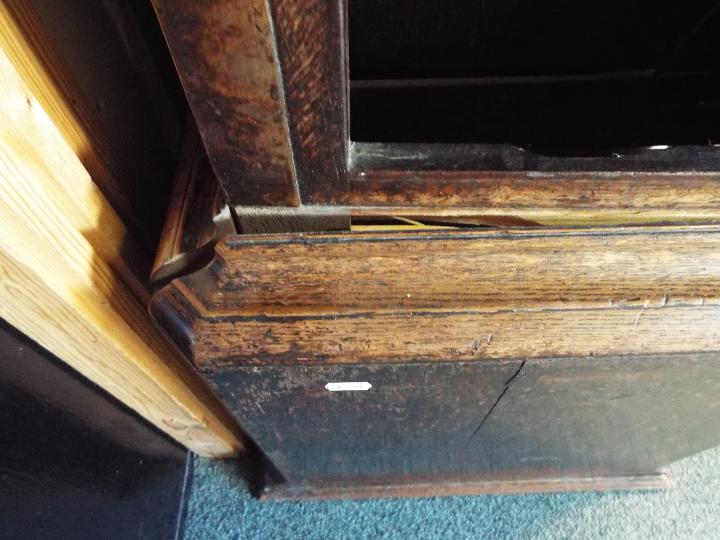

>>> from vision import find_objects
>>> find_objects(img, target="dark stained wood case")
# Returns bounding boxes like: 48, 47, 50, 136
148, 1, 720, 499
210, 353, 720, 499
148, 155, 720, 498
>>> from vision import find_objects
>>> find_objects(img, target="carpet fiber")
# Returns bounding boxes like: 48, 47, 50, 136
184, 448, 720, 539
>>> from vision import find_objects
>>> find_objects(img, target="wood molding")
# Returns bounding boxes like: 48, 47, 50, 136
151, 225, 720, 367
349, 169, 720, 213
151, 125, 233, 285
0, 36, 243, 457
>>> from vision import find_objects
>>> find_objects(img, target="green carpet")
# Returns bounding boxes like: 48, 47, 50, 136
184, 448, 720, 539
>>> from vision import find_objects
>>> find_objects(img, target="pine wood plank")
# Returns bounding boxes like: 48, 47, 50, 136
0, 0, 152, 298
0, 1, 177, 264
0, 39, 243, 457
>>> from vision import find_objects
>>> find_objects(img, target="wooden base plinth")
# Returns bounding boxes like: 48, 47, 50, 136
260, 472, 671, 501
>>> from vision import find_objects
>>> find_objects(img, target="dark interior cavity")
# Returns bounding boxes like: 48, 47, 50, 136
348, 0, 720, 162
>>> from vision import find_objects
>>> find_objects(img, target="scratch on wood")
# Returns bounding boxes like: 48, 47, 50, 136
634, 300, 650, 326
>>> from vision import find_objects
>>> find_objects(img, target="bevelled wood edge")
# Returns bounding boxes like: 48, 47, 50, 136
151, 0, 299, 206
191, 304, 720, 367
150, 225, 720, 368
260, 472, 671, 501
151, 122, 236, 286
149, 285, 200, 365
187, 224, 720, 315
230, 204, 720, 227
270, 0, 350, 205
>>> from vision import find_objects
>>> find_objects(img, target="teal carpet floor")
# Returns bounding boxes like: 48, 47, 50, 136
184, 447, 720, 539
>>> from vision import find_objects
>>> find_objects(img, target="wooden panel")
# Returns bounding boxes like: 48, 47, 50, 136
207, 353, 720, 496
270, 0, 349, 204
209, 361, 522, 483
0, 39, 243, 457
151, 225, 720, 367
152, 0, 299, 206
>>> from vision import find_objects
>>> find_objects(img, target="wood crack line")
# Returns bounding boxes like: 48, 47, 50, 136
464, 360, 526, 447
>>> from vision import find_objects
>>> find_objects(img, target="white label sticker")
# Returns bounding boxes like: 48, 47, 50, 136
325, 381, 372, 392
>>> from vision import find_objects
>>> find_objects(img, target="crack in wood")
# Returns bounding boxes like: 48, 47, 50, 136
464, 360, 526, 447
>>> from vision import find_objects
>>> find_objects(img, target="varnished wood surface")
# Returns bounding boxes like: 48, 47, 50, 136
350, 206, 720, 227
152, 0, 720, 226
189, 226, 720, 314
270, 0, 349, 205
0, 36, 243, 457
152, 0, 298, 206
151, 225, 720, 367
349, 168, 720, 210
183, 301, 720, 366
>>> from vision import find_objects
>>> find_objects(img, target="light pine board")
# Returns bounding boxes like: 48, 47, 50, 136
0, 24, 243, 457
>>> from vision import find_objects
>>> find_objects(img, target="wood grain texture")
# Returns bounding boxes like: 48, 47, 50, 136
349, 168, 720, 210
0, 41, 243, 457
270, 0, 349, 204
0, 1, 153, 293
151, 0, 720, 228
0, 1, 177, 262
151, 225, 720, 367
152, 0, 298, 206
